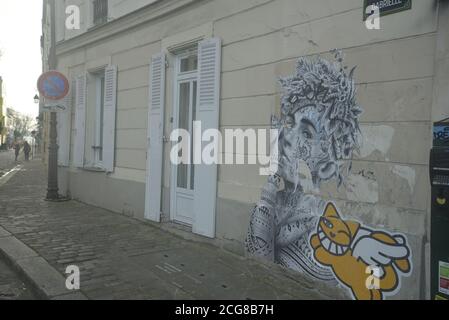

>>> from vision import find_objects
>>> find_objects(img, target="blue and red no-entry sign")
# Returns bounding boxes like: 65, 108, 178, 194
37, 71, 70, 101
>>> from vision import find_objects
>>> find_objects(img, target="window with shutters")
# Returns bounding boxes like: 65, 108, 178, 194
93, 0, 108, 26
84, 66, 116, 171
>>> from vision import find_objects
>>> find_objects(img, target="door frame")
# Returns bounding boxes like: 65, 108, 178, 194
169, 50, 198, 226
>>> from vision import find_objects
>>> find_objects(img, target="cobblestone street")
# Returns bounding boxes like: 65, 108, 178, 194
0, 151, 37, 300
0, 159, 332, 300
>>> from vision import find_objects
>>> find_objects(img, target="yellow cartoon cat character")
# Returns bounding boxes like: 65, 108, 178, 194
310, 203, 412, 300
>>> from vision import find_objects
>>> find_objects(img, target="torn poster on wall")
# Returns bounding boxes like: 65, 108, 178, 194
245, 51, 412, 300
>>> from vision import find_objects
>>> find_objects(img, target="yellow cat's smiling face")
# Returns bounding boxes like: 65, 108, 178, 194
317, 203, 360, 255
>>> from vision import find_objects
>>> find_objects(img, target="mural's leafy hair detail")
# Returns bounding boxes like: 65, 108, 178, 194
277, 50, 363, 186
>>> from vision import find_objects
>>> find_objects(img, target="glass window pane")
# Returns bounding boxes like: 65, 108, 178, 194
177, 82, 190, 189
190, 81, 197, 190
180, 55, 198, 73
177, 164, 188, 189
178, 82, 190, 131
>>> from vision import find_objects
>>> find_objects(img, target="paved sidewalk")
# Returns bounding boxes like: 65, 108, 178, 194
0, 258, 37, 300
0, 150, 17, 179
0, 160, 330, 300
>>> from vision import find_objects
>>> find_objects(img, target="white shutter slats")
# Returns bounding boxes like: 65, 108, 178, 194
150, 59, 163, 113
198, 41, 220, 109
103, 65, 118, 173
73, 74, 87, 168
57, 81, 73, 166
145, 53, 166, 223
193, 38, 222, 238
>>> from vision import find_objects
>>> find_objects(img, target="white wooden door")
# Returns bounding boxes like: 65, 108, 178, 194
171, 78, 197, 225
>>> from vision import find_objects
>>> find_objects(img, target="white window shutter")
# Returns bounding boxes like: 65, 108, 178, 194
193, 38, 222, 238
103, 65, 118, 172
73, 74, 87, 168
145, 53, 166, 223
57, 81, 73, 166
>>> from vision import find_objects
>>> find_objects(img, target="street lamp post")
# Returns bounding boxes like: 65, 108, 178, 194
37, 0, 70, 202
31, 130, 37, 160
46, 0, 59, 201
46, 111, 59, 199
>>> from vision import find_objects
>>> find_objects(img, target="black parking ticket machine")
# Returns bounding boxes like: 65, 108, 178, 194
430, 118, 449, 300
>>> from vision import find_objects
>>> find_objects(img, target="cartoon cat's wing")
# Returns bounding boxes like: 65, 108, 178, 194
372, 233, 411, 274
352, 235, 410, 277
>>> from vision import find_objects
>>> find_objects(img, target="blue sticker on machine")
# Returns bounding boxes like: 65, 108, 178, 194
434, 123, 449, 147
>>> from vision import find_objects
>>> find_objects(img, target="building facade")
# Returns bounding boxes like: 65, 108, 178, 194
42, 0, 449, 299
0, 76, 5, 146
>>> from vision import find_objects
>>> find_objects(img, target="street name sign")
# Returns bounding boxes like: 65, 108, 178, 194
41, 103, 68, 112
363, 0, 412, 20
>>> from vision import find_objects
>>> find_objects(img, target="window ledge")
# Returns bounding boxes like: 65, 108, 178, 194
82, 166, 106, 173
87, 19, 110, 32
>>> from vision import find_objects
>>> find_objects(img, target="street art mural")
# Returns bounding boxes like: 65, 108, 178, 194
310, 202, 411, 300
245, 51, 412, 300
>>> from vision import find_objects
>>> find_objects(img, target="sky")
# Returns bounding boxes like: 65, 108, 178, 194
0, 0, 43, 118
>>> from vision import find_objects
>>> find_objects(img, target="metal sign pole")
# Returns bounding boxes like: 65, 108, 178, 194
47, 0, 59, 201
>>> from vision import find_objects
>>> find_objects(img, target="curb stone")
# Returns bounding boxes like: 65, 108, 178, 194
0, 226, 88, 300
0, 165, 22, 187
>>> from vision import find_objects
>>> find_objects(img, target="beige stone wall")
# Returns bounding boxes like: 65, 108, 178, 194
213, 0, 438, 299
53, 0, 443, 299
56, 0, 275, 185
215, 0, 435, 244
55, 0, 160, 42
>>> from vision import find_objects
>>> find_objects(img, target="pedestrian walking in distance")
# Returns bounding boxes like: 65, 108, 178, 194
14, 142, 21, 161
23, 141, 31, 161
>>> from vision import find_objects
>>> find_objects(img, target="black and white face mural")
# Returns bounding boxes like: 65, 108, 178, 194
246, 51, 412, 299
277, 51, 362, 189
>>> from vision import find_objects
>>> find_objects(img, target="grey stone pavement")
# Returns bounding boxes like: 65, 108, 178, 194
0, 257, 36, 300
0, 151, 38, 300
0, 158, 331, 300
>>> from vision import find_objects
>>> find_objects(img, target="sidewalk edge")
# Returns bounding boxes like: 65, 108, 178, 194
0, 165, 23, 187
0, 226, 88, 300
